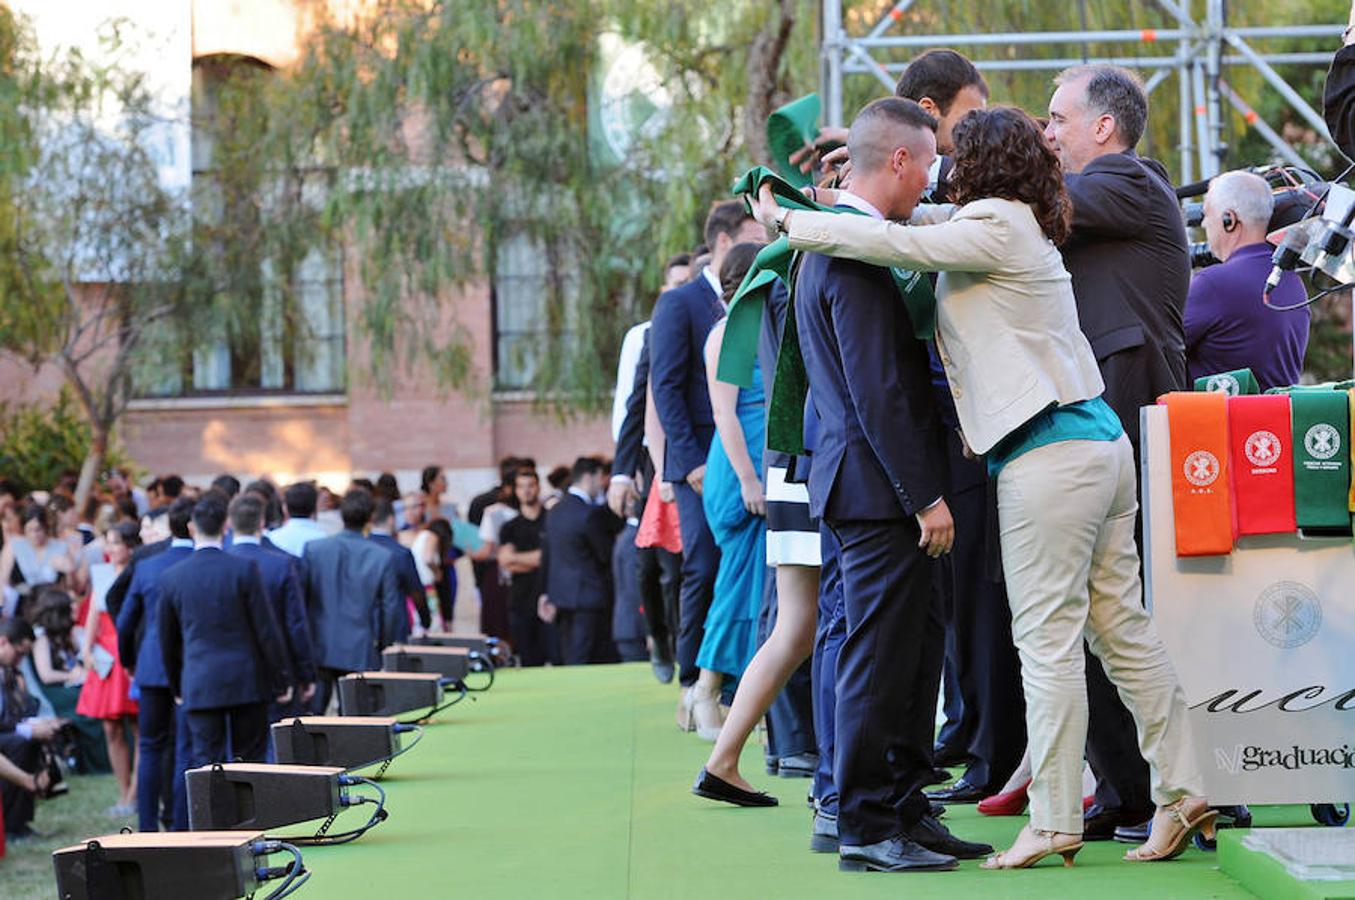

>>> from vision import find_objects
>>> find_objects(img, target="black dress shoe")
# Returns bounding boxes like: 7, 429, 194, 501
691, 768, 778, 807
776, 752, 818, 778
811, 810, 839, 853
906, 814, 994, 860
926, 778, 986, 803
649, 650, 675, 684
932, 744, 970, 769
838, 835, 958, 872
923, 767, 952, 787
1083, 803, 1156, 841
1113, 818, 1153, 843
929, 801, 947, 819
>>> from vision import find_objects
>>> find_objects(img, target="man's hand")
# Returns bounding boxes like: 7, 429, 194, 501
276, 686, 294, 705
686, 464, 707, 496
747, 184, 783, 239
787, 126, 850, 175
739, 477, 767, 517
606, 477, 638, 519
658, 482, 676, 504
916, 499, 955, 558
301, 682, 317, 704
28, 718, 61, 741
537, 595, 558, 624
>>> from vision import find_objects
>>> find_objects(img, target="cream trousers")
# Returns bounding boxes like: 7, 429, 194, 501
996, 435, 1203, 834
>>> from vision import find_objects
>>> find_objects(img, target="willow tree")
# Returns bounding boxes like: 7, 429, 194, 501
196, 0, 818, 414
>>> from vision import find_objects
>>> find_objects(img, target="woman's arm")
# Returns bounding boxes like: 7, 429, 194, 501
80, 597, 99, 668
643, 381, 667, 485
0, 543, 13, 590
703, 321, 766, 516
33, 634, 62, 685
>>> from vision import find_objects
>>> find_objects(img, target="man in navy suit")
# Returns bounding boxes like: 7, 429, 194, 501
368, 499, 423, 639
301, 488, 402, 713
649, 200, 764, 717
160, 493, 291, 773
226, 494, 318, 723
116, 497, 196, 833
538, 458, 622, 665
789, 98, 986, 873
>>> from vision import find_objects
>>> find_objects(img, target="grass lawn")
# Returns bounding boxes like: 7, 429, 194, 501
4, 771, 131, 899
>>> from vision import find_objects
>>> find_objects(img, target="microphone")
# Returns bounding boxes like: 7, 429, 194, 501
1265, 228, 1308, 295
1312, 201, 1355, 280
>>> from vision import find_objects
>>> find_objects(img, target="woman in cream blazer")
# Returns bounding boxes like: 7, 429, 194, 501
752, 107, 1211, 869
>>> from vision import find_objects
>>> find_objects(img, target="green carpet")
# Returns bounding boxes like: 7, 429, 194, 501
288, 663, 1292, 899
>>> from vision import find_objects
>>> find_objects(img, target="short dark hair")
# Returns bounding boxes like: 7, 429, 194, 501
350, 477, 375, 494
895, 49, 989, 114
703, 200, 754, 250
1, 616, 35, 647
547, 465, 570, 490
161, 475, 184, 499
108, 519, 141, 551
420, 466, 442, 494
847, 98, 938, 173
340, 488, 375, 530
514, 469, 539, 484
1055, 64, 1148, 149
371, 499, 396, 527
229, 493, 265, 536
570, 456, 604, 484
192, 493, 229, 538
19, 503, 50, 534
167, 497, 195, 540
284, 482, 318, 519
665, 252, 691, 271
211, 474, 241, 499
374, 472, 400, 502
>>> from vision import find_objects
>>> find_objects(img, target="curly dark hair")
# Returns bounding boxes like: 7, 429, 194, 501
949, 106, 1072, 246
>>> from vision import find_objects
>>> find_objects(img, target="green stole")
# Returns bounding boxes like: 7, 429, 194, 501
1193, 368, 1259, 396
1266, 383, 1355, 536
718, 166, 938, 454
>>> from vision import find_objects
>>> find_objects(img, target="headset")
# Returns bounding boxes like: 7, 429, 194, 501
1221, 209, 1238, 233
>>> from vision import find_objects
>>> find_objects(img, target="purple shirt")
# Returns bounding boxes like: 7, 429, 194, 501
1184, 243, 1309, 392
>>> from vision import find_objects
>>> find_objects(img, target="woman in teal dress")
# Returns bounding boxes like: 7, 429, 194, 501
689, 243, 767, 741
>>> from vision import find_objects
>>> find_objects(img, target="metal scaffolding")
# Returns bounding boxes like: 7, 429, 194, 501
820, 0, 1345, 182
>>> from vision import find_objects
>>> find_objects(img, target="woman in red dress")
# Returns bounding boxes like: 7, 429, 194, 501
76, 520, 140, 817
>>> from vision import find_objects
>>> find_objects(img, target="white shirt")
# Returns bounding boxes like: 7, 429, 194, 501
568, 486, 596, 505
611, 321, 651, 442
702, 266, 725, 309
926, 155, 944, 196
835, 191, 885, 220
232, 535, 261, 546
478, 503, 517, 546
268, 517, 328, 557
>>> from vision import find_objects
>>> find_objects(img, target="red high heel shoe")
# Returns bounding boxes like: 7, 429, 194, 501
978, 781, 1029, 816
977, 781, 1096, 817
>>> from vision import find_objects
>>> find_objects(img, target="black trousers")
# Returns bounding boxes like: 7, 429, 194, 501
673, 481, 719, 686
556, 609, 612, 665
828, 517, 936, 846
313, 667, 353, 716
0, 731, 38, 835
509, 597, 557, 667
942, 483, 1027, 792
185, 703, 270, 771
636, 546, 681, 655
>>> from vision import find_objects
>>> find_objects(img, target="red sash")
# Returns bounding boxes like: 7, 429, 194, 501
1227, 394, 1296, 535
1162, 392, 1235, 556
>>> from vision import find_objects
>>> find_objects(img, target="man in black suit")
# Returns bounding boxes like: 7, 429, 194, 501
159, 494, 291, 773
368, 500, 423, 639
226, 494, 317, 724
1045, 64, 1190, 840
538, 458, 621, 665
792, 98, 986, 873
650, 200, 764, 717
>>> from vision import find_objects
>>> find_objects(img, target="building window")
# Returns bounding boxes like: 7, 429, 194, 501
493, 232, 550, 391
141, 55, 345, 397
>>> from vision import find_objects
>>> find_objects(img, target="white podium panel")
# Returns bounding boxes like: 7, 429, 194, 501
1143, 405, 1355, 805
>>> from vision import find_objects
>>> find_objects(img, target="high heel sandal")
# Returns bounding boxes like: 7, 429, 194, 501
1123, 798, 1218, 862
977, 780, 1030, 816
981, 826, 1084, 870
692, 687, 723, 742
675, 686, 696, 732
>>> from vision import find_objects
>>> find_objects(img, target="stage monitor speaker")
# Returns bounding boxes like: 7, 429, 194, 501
411, 632, 494, 655
382, 644, 471, 681
338, 671, 443, 718
271, 716, 401, 771
186, 763, 344, 832
52, 831, 273, 900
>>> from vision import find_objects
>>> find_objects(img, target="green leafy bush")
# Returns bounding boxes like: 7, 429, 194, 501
0, 387, 127, 493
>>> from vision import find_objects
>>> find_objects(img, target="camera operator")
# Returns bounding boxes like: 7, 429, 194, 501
1, 618, 64, 841
1324, 2, 1355, 160
1185, 171, 1310, 391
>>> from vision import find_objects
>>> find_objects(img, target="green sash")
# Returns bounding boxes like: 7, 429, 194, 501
1193, 368, 1259, 396
766, 94, 821, 190
1288, 390, 1352, 532
719, 166, 938, 454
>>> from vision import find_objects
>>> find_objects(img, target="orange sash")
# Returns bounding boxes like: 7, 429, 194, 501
1162, 391, 1235, 556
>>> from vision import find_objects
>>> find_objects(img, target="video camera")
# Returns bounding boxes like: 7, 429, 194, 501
1178, 165, 1327, 270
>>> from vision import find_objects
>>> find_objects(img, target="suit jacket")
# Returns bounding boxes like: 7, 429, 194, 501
158, 548, 290, 710
794, 245, 946, 521
115, 543, 193, 689
649, 273, 723, 481
612, 328, 651, 480
227, 541, 318, 684
368, 532, 421, 639
301, 529, 402, 672
1062, 151, 1190, 451
1325, 44, 1355, 162
540, 494, 620, 611
106, 538, 168, 636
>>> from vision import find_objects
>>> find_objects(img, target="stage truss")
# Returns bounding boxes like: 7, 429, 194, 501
820, 0, 1345, 182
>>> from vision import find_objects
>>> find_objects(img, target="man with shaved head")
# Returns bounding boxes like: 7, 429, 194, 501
769, 97, 989, 873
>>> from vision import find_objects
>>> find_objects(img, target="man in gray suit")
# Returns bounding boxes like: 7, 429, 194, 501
301, 488, 403, 713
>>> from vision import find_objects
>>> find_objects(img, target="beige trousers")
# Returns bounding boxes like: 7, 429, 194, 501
996, 435, 1204, 834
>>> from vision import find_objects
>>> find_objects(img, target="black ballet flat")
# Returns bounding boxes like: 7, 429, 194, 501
692, 768, 779, 807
